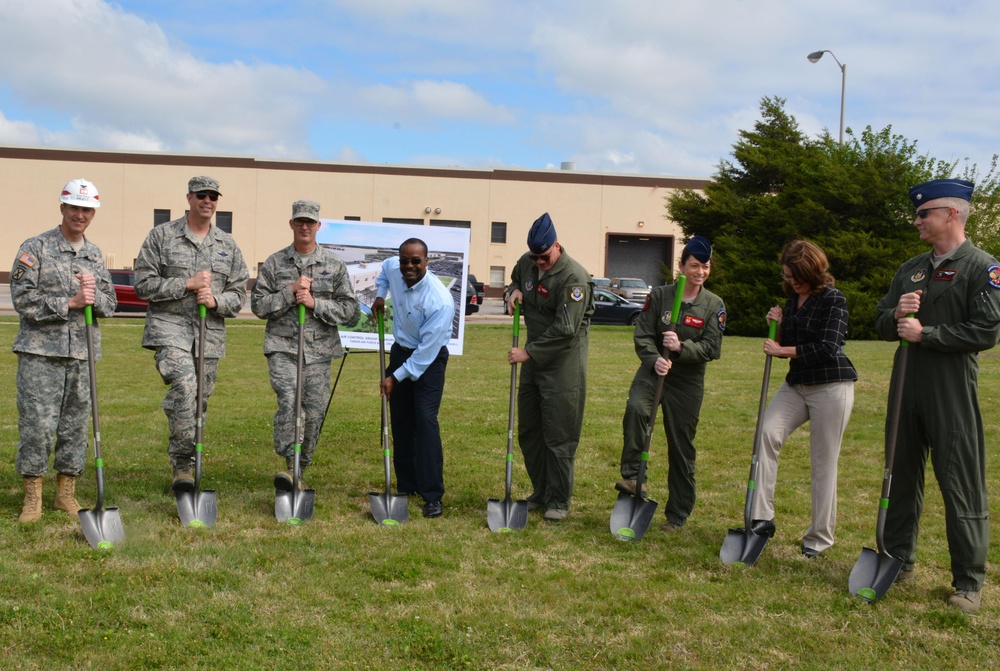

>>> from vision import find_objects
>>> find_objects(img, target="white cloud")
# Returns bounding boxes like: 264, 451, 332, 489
0, 111, 41, 146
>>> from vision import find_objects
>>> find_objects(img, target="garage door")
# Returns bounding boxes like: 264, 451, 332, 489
606, 235, 675, 288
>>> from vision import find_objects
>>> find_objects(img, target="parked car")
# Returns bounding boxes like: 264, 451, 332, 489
109, 270, 148, 314
592, 277, 611, 288
610, 277, 652, 302
464, 280, 480, 316
467, 274, 486, 304
592, 287, 643, 325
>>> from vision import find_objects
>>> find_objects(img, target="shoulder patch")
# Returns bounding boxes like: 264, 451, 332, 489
18, 252, 37, 268
12, 266, 25, 281
717, 308, 727, 332
570, 286, 584, 302
641, 295, 651, 312
988, 264, 1000, 289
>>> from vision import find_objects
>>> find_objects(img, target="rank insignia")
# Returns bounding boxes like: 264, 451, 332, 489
570, 286, 584, 302
989, 265, 1000, 289
910, 269, 926, 283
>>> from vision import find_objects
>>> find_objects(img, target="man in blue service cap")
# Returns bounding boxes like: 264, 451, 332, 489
507, 213, 594, 521
875, 178, 1000, 613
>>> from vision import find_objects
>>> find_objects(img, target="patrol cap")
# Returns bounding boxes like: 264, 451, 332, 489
683, 235, 712, 263
188, 176, 222, 195
909, 179, 973, 207
60, 178, 101, 208
528, 212, 557, 254
291, 199, 321, 222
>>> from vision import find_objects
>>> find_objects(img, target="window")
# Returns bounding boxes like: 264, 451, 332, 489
429, 219, 471, 229
153, 209, 171, 226
383, 217, 423, 225
491, 221, 507, 244
344, 216, 361, 221
489, 266, 506, 288
216, 211, 233, 233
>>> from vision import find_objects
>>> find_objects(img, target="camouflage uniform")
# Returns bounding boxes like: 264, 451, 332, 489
251, 244, 360, 469
10, 227, 116, 477
134, 216, 249, 470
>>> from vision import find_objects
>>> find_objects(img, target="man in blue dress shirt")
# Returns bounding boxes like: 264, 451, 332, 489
372, 238, 455, 518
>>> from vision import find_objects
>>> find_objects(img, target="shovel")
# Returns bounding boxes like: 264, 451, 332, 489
611, 275, 686, 542
276, 304, 317, 524
720, 318, 778, 565
368, 310, 408, 525
176, 304, 218, 528
78, 305, 125, 550
848, 320, 912, 602
487, 300, 529, 532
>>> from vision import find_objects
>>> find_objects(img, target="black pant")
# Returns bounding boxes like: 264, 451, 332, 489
386, 343, 448, 502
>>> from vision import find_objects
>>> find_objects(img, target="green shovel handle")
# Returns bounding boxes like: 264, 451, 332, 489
669, 275, 686, 326
298, 303, 306, 325
512, 300, 520, 339
199, 304, 207, 319
901, 313, 914, 347
85, 304, 94, 325
377, 308, 384, 340
768, 318, 778, 340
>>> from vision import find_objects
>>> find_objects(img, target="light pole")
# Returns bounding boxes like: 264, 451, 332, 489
807, 50, 846, 144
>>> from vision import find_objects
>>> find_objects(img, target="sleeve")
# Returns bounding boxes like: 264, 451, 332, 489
375, 259, 391, 299
10, 239, 71, 323
212, 242, 249, 319
921, 263, 1000, 353
314, 261, 360, 328
133, 229, 188, 303
250, 257, 295, 320
633, 288, 665, 370
92, 254, 118, 318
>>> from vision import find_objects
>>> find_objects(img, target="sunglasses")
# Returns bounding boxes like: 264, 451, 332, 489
916, 206, 951, 219
399, 256, 425, 266
529, 251, 554, 262
292, 219, 319, 227
192, 191, 219, 201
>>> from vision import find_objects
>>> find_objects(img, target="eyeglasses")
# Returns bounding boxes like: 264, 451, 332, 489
916, 206, 952, 219
192, 191, 219, 202
399, 256, 425, 266
529, 251, 553, 262
292, 219, 319, 227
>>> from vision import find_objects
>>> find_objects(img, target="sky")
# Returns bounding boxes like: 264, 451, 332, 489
1, 0, 999, 179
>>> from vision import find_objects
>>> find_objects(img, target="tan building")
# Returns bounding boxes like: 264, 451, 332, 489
0, 146, 707, 292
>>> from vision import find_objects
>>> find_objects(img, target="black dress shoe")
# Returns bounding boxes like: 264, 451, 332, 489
801, 544, 823, 559
422, 500, 443, 518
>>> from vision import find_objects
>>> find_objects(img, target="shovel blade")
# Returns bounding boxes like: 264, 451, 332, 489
276, 489, 315, 524
849, 547, 903, 603
610, 492, 658, 542
720, 527, 769, 566
79, 507, 125, 550
177, 490, 217, 528
368, 491, 408, 526
487, 497, 528, 532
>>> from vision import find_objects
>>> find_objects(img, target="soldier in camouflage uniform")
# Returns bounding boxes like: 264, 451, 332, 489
133, 176, 249, 493
251, 199, 360, 490
11, 178, 116, 522
507, 213, 594, 522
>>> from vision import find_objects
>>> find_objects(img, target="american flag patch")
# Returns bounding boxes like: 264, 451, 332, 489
18, 252, 37, 268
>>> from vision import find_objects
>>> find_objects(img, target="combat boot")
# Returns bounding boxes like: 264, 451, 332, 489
18, 476, 43, 523
54, 474, 82, 521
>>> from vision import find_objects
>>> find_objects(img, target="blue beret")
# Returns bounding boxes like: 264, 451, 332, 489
528, 212, 557, 254
683, 235, 712, 263
909, 179, 974, 207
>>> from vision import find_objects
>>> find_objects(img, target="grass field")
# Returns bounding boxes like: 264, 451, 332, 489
1, 316, 998, 670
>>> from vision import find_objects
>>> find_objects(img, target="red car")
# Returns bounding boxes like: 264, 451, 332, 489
109, 270, 148, 313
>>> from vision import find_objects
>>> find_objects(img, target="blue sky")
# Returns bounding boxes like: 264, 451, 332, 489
2, 1, 999, 178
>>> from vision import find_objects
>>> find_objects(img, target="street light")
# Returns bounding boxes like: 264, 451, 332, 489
807, 49, 846, 144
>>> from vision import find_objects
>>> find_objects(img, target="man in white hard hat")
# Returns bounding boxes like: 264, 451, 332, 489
134, 176, 249, 493
10, 179, 117, 522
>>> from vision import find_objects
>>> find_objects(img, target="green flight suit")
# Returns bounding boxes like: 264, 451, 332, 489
510, 248, 594, 511
875, 239, 1000, 591
621, 283, 725, 526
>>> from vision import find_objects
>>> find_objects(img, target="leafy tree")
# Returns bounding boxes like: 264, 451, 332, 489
666, 96, 998, 339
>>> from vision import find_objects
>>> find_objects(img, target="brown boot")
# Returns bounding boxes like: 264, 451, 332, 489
54, 474, 82, 521
18, 476, 43, 523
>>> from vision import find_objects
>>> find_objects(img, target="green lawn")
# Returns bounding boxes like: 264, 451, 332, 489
1, 317, 998, 670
